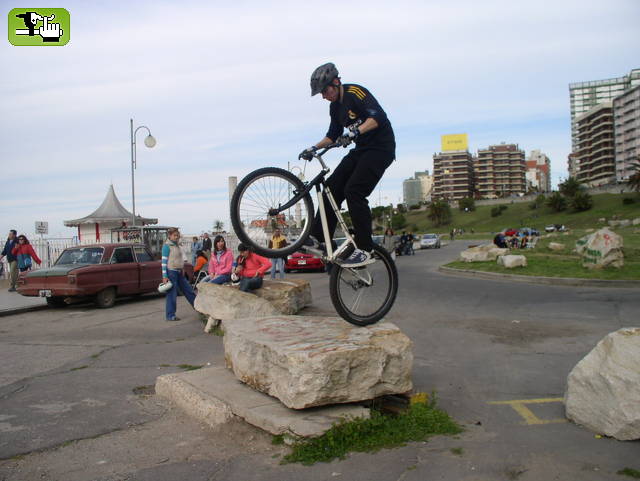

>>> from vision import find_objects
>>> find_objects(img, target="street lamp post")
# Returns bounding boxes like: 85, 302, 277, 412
130, 118, 156, 226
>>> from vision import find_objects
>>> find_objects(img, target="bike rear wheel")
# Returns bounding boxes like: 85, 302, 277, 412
329, 243, 398, 326
230, 167, 314, 258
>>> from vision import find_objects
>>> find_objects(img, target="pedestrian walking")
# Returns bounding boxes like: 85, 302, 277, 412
0, 230, 18, 291
161, 227, 196, 322
12, 235, 42, 272
268, 228, 288, 280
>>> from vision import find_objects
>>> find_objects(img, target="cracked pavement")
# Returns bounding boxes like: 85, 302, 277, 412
1, 241, 639, 480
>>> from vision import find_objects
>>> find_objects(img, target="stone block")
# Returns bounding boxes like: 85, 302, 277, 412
194, 279, 312, 322
548, 242, 565, 251
223, 315, 413, 409
575, 228, 623, 269
497, 254, 527, 268
459, 244, 509, 262
156, 366, 369, 438
565, 327, 640, 440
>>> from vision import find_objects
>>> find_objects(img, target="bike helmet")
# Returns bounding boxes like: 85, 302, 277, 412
158, 280, 173, 293
310, 62, 339, 96
231, 273, 240, 286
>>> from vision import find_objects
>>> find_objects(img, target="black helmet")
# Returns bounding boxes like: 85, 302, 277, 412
310, 62, 339, 96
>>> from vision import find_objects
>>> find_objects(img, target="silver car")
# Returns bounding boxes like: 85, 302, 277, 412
420, 233, 441, 249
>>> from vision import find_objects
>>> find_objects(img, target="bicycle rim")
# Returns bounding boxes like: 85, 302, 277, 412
231, 167, 314, 258
329, 244, 398, 326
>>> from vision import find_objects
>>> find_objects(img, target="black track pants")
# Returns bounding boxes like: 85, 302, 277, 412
310, 147, 394, 252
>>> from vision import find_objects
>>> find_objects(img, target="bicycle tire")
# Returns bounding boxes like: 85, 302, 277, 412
230, 167, 315, 258
329, 243, 398, 326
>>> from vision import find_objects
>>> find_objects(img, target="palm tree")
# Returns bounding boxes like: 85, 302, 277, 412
559, 177, 583, 198
627, 159, 640, 193
213, 220, 224, 232
546, 192, 567, 212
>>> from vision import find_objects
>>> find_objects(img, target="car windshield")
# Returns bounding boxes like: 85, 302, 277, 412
55, 247, 104, 265
423, 234, 437, 239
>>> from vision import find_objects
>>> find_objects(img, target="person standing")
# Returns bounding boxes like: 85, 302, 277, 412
191, 236, 202, 265
12, 235, 42, 273
161, 227, 196, 321
299, 62, 395, 267
233, 243, 271, 293
201, 233, 212, 260
0, 230, 18, 291
383, 227, 396, 258
268, 228, 288, 280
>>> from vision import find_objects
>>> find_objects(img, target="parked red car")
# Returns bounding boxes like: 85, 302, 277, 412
285, 251, 325, 273
504, 228, 518, 236
17, 243, 194, 308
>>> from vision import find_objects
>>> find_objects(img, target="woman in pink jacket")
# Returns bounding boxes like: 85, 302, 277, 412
207, 235, 234, 284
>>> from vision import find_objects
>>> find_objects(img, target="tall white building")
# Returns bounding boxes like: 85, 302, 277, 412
402, 170, 433, 206
613, 84, 640, 182
525, 150, 551, 192
569, 68, 640, 150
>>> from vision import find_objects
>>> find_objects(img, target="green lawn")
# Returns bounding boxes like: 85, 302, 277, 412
445, 228, 640, 280
395, 193, 640, 236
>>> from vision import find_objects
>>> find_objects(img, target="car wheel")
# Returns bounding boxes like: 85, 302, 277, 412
318, 265, 325, 273
46, 296, 67, 308
95, 287, 116, 308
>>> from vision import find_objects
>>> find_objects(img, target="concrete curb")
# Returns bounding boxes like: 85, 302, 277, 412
0, 304, 48, 317
438, 266, 640, 288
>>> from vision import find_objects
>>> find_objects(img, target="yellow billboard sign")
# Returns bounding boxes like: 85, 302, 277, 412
441, 134, 468, 152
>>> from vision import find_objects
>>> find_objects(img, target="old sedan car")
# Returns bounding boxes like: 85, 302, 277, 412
17, 243, 194, 308
420, 233, 441, 249
285, 251, 325, 273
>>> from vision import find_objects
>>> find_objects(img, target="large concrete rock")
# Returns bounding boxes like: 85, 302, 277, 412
548, 242, 565, 251
459, 244, 509, 262
575, 228, 624, 269
564, 327, 640, 440
223, 315, 413, 409
497, 254, 527, 268
194, 279, 312, 322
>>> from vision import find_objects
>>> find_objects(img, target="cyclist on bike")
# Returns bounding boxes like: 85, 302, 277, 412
299, 62, 395, 267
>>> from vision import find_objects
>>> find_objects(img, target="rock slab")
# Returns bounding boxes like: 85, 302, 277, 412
574, 228, 624, 269
194, 279, 312, 322
224, 315, 413, 409
497, 254, 527, 268
564, 327, 640, 440
459, 244, 509, 262
548, 242, 565, 251
156, 366, 369, 438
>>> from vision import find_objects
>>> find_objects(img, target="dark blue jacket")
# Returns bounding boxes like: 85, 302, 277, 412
2, 239, 17, 262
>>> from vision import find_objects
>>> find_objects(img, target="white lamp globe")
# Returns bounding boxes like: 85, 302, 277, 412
144, 134, 156, 148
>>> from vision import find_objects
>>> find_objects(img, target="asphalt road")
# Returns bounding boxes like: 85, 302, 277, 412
1, 241, 638, 481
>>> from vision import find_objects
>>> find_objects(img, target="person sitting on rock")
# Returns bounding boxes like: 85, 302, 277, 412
233, 243, 271, 293
207, 235, 234, 285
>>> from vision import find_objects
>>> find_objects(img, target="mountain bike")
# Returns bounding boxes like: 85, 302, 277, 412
229, 142, 398, 326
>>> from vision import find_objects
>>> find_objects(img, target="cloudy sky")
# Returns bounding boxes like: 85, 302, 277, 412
1, 0, 639, 238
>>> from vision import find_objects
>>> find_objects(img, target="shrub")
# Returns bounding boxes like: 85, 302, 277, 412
530, 194, 546, 210
490, 206, 502, 217
458, 197, 475, 212
559, 177, 584, 197
499, 205, 508, 212
546, 192, 567, 212
623, 197, 635, 205
427, 201, 452, 226
570, 190, 593, 212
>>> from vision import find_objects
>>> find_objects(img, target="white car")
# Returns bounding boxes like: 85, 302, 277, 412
420, 233, 441, 249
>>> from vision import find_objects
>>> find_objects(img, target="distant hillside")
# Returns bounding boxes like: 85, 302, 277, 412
394, 193, 640, 234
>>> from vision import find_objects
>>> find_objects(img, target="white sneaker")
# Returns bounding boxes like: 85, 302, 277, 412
337, 249, 375, 268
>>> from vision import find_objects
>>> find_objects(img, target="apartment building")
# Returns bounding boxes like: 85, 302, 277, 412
613, 84, 640, 182
525, 149, 551, 192
474, 144, 526, 198
574, 102, 616, 187
432, 151, 474, 200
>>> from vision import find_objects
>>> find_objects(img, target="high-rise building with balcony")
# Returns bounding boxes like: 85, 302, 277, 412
474, 144, 526, 198
525, 149, 551, 192
432, 151, 474, 200
613, 84, 640, 182
403, 171, 434, 206
574, 102, 615, 187
569, 68, 640, 150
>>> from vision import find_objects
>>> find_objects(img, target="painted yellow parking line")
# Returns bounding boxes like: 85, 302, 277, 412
488, 398, 566, 425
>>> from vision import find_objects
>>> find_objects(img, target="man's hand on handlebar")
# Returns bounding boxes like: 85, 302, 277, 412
337, 128, 359, 148
298, 146, 318, 161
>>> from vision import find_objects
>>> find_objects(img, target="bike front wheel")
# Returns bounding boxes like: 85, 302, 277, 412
329, 243, 398, 326
230, 167, 314, 258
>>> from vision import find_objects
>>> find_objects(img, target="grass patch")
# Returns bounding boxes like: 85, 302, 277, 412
272, 434, 285, 445
401, 193, 640, 235
281, 397, 461, 465
177, 364, 203, 371
70, 365, 88, 371
209, 325, 224, 336
446, 229, 640, 280
619, 468, 640, 479
450, 447, 464, 455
